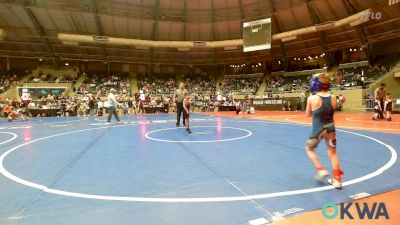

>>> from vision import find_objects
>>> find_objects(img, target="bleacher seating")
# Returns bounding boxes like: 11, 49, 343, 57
27, 73, 77, 83
0, 70, 26, 94
184, 75, 216, 97
78, 72, 130, 96
265, 75, 309, 94
264, 57, 400, 95
137, 73, 177, 96
220, 77, 263, 95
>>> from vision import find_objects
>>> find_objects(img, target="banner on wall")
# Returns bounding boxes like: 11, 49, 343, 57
18, 87, 67, 97
252, 99, 284, 105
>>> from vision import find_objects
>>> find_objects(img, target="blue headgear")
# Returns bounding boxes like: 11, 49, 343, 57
309, 74, 330, 93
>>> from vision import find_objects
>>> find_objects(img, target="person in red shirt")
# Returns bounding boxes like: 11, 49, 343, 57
7, 107, 17, 122
182, 93, 191, 134
384, 93, 393, 122
3, 105, 12, 118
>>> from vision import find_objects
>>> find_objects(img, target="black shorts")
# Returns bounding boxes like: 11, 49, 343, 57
306, 130, 336, 149
306, 123, 336, 149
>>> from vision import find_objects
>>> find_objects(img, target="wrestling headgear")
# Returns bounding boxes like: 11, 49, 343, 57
309, 73, 330, 93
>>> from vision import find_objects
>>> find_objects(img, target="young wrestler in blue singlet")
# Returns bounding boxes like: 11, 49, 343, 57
306, 73, 344, 189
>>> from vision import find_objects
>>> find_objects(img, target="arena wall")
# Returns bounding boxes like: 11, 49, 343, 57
331, 89, 364, 112
0, 86, 17, 100
277, 89, 364, 112
367, 62, 400, 99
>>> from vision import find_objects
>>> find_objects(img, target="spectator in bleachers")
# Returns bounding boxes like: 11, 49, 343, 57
79, 72, 130, 97
28, 73, 77, 83
221, 77, 262, 95
137, 73, 176, 96
184, 75, 216, 97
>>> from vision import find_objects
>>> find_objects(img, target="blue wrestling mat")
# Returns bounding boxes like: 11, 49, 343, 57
0, 114, 399, 225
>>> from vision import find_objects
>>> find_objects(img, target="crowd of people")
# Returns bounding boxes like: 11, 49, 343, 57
27, 73, 77, 83
220, 77, 263, 95
264, 62, 395, 95
333, 64, 388, 88
0, 71, 23, 94
0, 92, 137, 118
184, 75, 216, 97
137, 73, 177, 96
265, 75, 309, 94
0, 76, 14, 94
77, 72, 130, 97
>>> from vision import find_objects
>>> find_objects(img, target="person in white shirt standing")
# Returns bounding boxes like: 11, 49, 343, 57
107, 88, 122, 123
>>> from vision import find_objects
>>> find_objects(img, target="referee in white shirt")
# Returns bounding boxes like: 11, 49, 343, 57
107, 88, 122, 123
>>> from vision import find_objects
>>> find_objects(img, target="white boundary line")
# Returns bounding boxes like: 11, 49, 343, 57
145, 126, 252, 143
94, 114, 215, 122
190, 131, 215, 135
284, 116, 400, 131
251, 115, 299, 119
0, 120, 397, 203
191, 113, 215, 119
0, 132, 18, 145
345, 117, 400, 124
5, 117, 90, 129
40, 117, 90, 124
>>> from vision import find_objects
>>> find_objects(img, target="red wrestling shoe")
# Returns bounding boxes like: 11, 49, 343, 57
328, 169, 344, 189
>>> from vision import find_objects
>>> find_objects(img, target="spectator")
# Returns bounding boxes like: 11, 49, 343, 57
374, 83, 387, 119
221, 76, 262, 95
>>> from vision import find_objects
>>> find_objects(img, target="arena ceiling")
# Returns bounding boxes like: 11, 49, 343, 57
0, 0, 399, 65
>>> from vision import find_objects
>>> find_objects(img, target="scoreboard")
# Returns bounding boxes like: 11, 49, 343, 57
243, 18, 272, 52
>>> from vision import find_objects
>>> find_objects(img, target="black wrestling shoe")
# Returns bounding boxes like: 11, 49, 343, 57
176, 123, 180, 127
186, 128, 192, 134
387, 117, 392, 121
